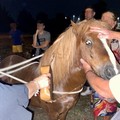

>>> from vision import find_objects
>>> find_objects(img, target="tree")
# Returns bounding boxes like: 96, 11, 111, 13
17, 9, 35, 34
0, 4, 13, 33
93, 0, 107, 19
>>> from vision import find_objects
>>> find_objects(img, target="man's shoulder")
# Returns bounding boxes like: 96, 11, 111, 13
44, 31, 50, 35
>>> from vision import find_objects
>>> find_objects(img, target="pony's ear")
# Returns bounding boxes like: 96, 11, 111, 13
71, 20, 77, 29
71, 21, 78, 35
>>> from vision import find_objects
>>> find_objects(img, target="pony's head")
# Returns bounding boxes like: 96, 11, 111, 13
72, 19, 120, 79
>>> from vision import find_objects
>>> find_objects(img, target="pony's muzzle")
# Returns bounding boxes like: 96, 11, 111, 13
100, 64, 117, 80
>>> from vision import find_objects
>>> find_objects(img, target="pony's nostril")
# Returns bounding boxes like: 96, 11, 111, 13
100, 66, 116, 80
105, 68, 115, 79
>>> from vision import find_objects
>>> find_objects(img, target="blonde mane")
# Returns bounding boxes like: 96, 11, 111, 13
39, 25, 77, 85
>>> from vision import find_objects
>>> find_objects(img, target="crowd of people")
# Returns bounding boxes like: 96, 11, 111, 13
0, 5, 120, 120
0, 19, 51, 120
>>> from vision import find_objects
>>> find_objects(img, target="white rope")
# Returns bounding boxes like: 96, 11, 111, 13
0, 53, 83, 95
0, 62, 39, 78
100, 38, 118, 74
0, 69, 40, 96
0, 71, 27, 84
0, 54, 44, 72
53, 87, 83, 95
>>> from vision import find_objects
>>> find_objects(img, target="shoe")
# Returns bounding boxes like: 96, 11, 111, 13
81, 87, 92, 96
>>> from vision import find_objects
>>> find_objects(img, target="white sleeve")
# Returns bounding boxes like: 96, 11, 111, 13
109, 74, 120, 103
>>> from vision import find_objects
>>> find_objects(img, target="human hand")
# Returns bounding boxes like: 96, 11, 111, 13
35, 29, 39, 35
90, 27, 112, 40
34, 73, 50, 89
80, 59, 92, 74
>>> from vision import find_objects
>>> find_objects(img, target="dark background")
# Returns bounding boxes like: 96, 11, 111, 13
0, 0, 120, 39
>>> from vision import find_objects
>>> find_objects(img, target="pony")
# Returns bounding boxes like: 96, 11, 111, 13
0, 20, 120, 120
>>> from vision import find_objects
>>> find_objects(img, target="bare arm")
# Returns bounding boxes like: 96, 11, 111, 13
85, 70, 114, 98
110, 31, 120, 40
32, 34, 38, 47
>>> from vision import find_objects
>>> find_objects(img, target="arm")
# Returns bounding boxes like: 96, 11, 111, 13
32, 29, 40, 47
85, 70, 114, 98
110, 31, 120, 40
32, 33, 38, 47
80, 58, 114, 98
90, 27, 120, 40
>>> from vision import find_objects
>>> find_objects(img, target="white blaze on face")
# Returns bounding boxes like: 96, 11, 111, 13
100, 38, 118, 74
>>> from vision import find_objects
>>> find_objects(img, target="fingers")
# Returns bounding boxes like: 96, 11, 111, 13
90, 27, 104, 33
97, 33, 104, 39
80, 59, 90, 68
34, 73, 51, 89
90, 26, 101, 30
38, 75, 50, 89
42, 73, 51, 79
80, 58, 92, 73
80, 58, 86, 65
39, 78, 49, 89
90, 27, 110, 40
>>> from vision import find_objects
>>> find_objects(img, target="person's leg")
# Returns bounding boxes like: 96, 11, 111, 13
12, 45, 17, 53
15, 45, 24, 57
17, 45, 23, 53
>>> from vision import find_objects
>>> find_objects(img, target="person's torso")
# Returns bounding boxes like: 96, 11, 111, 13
37, 31, 50, 50
10, 30, 22, 45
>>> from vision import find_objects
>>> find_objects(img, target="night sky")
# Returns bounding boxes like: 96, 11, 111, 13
0, 0, 120, 20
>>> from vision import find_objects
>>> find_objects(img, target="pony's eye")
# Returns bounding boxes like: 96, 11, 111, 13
85, 40, 92, 46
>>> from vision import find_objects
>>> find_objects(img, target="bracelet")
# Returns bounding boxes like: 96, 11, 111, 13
33, 81, 40, 96
85, 70, 93, 75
